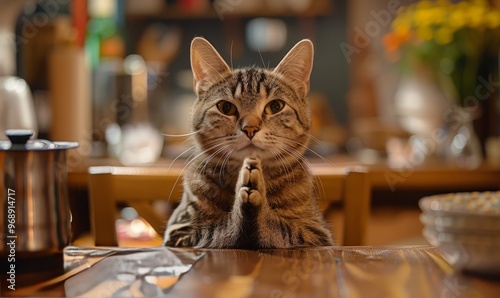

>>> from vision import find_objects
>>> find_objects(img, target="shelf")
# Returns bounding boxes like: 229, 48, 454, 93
126, 1, 333, 21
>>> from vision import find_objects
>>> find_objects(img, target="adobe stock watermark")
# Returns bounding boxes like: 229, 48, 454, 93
5, 188, 17, 291
385, 74, 500, 192
340, 0, 403, 64
6, 0, 69, 52
213, 0, 243, 21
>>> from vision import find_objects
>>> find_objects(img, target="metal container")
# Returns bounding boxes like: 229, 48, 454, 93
0, 129, 78, 264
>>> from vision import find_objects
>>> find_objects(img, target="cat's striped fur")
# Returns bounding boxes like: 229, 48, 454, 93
164, 37, 334, 248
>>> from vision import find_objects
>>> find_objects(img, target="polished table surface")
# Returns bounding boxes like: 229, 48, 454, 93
6, 245, 499, 297
168, 246, 499, 298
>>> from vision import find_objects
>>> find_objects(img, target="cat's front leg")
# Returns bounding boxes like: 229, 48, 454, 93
232, 157, 267, 248
237, 157, 266, 207
164, 199, 199, 247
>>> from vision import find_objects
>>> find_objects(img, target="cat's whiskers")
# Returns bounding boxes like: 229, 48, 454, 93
167, 142, 230, 203
196, 135, 238, 177
199, 135, 235, 158
263, 135, 301, 182
268, 146, 294, 185
230, 41, 234, 70
162, 131, 202, 174
194, 135, 232, 156
279, 144, 309, 168
198, 144, 231, 176
257, 48, 266, 69
218, 148, 234, 186
166, 145, 197, 174
162, 130, 200, 138
278, 149, 295, 185
178, 135, 212, 165
306, 132, 324, 147
267, 146, 307, 206
193, 139, 229, 174
281, 136, 333, 166
213, 146, 226, 172
278, 141, 316, 170
184, 149, 200, 167
305, 133, 337, 162
280, 144, 326, 204
219, 149, 234, 176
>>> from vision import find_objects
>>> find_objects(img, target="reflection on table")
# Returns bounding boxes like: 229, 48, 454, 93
7, 245, 500, 297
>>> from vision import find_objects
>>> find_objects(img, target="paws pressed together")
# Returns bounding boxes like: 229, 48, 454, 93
238, 157, 264, 206
163, 37, 334, 249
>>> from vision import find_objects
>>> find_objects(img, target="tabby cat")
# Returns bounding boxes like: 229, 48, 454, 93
164, 37, 334, 249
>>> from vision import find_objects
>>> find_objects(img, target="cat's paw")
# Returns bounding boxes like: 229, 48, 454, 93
164, 224, 198, 247
237, 157, 265, 206
165, 234, 194, 247
239, 187, 262, 206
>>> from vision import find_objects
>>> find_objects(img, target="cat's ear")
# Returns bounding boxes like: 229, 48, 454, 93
274, 39, 314, 97
191, 37, 231, 95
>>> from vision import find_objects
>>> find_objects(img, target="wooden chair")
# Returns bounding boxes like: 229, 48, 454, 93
88, 164, 371, 246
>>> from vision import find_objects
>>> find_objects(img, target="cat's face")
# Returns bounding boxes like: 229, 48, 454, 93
189, 38, 314, 164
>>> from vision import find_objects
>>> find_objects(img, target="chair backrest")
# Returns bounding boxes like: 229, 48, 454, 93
88, 164, 370, 246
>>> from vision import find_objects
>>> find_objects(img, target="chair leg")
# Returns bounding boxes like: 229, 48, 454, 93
89, 173, 118, 246
343, 168, 371, 246
127, 201, 166, 236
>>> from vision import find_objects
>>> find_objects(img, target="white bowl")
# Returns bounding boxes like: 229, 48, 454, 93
423, 227, 500, 274
419, 213, 500, 233
419, 192, 500, 275
419, 192, 500, 215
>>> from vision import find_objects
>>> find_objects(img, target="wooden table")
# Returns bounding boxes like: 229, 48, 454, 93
368, 162, 500, 193
5, 245, 499, 297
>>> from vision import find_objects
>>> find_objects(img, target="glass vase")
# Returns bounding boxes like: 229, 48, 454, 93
445, 105, 483, 168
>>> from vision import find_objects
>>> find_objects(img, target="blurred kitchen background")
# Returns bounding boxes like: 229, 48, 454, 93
2, 0, 500, 245
2, 0, 500, 165
0, 0, 350, 164
2, 0, 500, 166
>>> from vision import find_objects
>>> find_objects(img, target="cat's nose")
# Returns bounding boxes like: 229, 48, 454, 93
240, 115, 261, 140
242, 126, 260, 139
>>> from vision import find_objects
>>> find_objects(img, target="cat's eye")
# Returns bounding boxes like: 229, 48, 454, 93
265, 100, 285, 115
216, 100, 237, 116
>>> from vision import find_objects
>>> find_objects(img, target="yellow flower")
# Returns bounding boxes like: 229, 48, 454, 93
414, 8, 433, 26
435, 27, 454, 45
417, 0, 432, 10
395, 24, 410, 37
394, 9, 414, 27
454, 1, 468, 14
448, 9, 467, 29
467, 6, 486, 28
485, 11, 500, 29
470, 0, 488, 7
436, 0, 452, 7
383, 0, 500, 59
392, 16, 412, 34
416, 26, 433, 41
428, 7, 447, 26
